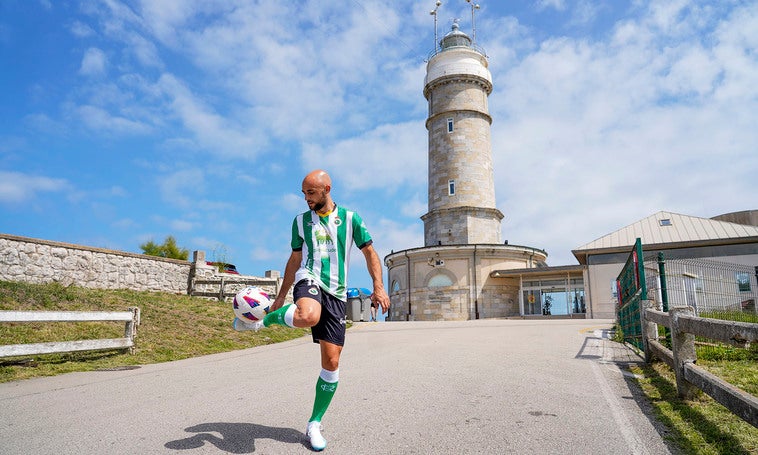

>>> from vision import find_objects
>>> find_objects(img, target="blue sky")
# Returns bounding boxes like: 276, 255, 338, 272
1, 0, 756, 290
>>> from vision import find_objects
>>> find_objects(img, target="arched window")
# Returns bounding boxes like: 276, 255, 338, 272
391, 280, 401, 293
428, 272, 453, 287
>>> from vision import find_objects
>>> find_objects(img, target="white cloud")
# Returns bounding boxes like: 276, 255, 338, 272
401, 193, 427, 219
156, 74, 261, 158
158, 168, 205, 208
79, 47, 107, 77
136, 0, 200, 46
0, 171, 70, 204
646, 0, 690, 33
109, 186, 128, 197
125, 33, 163, 69
371, 217, 424, 260
280, 193, 304, 213
249, 245, 280, 263
0, 135, 27, 154
74, 104, 152, 135
486, 0, 758, 264
301, 121, 427, 191
69, 21, 95, 38
536, 0, 566, 12
570, 0, 600, 27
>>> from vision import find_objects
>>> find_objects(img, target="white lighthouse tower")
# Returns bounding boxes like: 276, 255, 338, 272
422, 20, 503, 247
384, 7, 547, 321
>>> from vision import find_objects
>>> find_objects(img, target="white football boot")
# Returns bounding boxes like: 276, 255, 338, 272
232, 317, 263, 332
306, 421, 326, 451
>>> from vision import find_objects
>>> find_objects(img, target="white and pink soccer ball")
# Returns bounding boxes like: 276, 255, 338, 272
233, 286, 271, 323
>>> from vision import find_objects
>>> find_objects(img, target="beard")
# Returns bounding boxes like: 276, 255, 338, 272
310, 190, 328, 212
312, 200, 326, 212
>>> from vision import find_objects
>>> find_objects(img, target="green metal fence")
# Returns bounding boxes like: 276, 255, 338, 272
616, 238, 647, 351
645, 255, 757, 321
644, 253, 758, 357
617, 239, 758, 356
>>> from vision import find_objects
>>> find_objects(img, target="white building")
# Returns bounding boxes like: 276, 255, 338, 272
490, 210, 758, 319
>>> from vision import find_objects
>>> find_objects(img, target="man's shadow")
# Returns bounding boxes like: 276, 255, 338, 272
165, 422, 308, 453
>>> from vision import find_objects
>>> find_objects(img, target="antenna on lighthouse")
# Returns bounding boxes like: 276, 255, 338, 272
430, 1, 442, 52
465, 0, 480, 42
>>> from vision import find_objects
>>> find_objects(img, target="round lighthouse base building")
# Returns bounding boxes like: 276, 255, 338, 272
384, 244, 547, 321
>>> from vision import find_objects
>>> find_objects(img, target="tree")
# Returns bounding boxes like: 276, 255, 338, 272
140, 236, 189, 260
542, 294, 553, 315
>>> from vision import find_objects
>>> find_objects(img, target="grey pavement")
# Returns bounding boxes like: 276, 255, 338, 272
0, 319, 675, 454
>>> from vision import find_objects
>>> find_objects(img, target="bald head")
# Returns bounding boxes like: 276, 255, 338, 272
303, 169, 332, 189
302, 169, 334, 214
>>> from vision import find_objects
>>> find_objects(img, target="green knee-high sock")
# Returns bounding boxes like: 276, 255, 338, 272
263, 304, 296, 328
310, 369, 339, 423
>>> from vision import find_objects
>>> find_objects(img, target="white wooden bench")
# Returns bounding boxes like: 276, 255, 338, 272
0, 308, 140, 358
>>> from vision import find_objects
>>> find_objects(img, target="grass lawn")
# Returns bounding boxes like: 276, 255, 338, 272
628, 360, 758, 455
0, 280, 309, 382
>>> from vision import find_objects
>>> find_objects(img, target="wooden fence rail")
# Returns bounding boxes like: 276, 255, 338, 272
640, 301, 758, 428
190, 277, 279, 301
0, 308, 140, 358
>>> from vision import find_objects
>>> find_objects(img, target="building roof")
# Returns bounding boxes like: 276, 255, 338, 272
490, 264, 585, 279
572, 210, 758, 263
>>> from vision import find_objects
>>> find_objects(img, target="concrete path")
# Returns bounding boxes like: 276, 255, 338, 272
0, 319, 675, 454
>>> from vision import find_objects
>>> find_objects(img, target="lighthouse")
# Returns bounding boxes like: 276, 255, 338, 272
384, 10, 547, 321
422, 21, 503, 246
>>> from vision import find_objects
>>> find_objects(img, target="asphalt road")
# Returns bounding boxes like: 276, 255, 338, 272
0, 319, 675, 454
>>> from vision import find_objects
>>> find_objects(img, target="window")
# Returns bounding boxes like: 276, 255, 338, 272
428, 273, 453, 287
737, 272, 751, 292
659, 219, 672, 226
448, 179, 455, 195
391, 280, 401, 293
447, 118, 454, 133
523, 290, 541, 315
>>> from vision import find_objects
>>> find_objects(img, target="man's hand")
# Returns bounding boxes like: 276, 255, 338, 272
269, 295, 286, 313
267, 250, 301, 313
371, 287, 391, 313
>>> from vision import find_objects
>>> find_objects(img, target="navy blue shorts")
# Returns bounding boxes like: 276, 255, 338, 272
293, 279, 346, 346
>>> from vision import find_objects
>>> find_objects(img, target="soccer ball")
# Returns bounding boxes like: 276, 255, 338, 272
233, 286, 271, 323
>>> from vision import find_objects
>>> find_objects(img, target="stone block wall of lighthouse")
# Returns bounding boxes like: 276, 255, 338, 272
424, 77, 502, 246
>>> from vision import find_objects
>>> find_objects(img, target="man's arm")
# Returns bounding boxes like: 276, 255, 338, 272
270, 250, 302, 312
361, 244, 390, 312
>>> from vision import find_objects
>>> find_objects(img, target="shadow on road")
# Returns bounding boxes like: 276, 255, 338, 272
165, 422, 307, 453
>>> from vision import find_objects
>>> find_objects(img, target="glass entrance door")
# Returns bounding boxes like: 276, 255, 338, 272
523, 290, 542, 315
522, 278, 585, 316
541, 288, 566, 315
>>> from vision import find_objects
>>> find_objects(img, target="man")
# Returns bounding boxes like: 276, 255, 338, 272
233, 169, 390, 451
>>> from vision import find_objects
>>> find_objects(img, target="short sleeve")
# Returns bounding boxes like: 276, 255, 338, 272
352, 212, 372, 249
290, 216, 304, 251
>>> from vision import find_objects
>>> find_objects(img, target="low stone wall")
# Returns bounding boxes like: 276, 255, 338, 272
0, 233, 191, 294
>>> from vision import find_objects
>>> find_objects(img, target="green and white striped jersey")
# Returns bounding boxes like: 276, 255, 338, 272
291, 205, 373, 301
